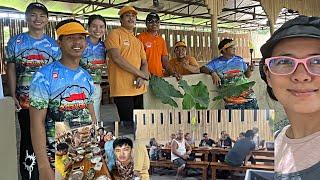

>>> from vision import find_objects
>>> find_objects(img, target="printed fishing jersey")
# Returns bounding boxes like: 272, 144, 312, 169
80, 37, 106, 84
206, 56, 257, 107
5, 32, 61, 109
29, 61, 94, 167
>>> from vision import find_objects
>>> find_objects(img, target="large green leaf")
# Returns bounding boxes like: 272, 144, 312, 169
149, 75, 183, 108
179, 80, 210, 109
213, 81, 256, 101
182, 93, 195, 109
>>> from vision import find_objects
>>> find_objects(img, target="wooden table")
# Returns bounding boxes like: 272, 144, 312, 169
210, 147, 274, 162
148, 147, 213, 161
71, 157, 112, 179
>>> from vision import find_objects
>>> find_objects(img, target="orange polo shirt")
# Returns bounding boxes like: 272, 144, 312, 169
137, 32, 168, 77
168, 56, 200, 75
105, 27, 147, 97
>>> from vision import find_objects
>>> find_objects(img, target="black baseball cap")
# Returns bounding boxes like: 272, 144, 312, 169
260, 15, 320, 58
25, 2, 49, 17
146, 12, 160, 23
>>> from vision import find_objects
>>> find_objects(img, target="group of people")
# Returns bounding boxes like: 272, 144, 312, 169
3, 0, 320, 179
55, 127, 150, 180
148, 128, 261, 179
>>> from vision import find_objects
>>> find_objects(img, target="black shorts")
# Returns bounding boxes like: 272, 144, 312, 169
113, 94, 143, 122
172, 158, 186, 168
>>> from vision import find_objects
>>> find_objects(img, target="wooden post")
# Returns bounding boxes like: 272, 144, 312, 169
211, 14, 219, 58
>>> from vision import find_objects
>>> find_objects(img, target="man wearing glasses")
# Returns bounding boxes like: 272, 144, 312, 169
200, 39, 258, 109
137, 12, 173, 77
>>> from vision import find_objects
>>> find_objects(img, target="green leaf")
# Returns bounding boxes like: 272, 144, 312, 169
179, 80, 210, 109
182, 93, 195, 109
149, 75, 183, 108
213, 81, 256, 101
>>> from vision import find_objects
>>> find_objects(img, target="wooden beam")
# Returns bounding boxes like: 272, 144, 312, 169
165, 0, 206, 7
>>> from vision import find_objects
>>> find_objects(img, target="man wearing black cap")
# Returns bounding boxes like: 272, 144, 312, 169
200, 39, 258, 109
137, 12, 172, 77
5, 2, 60, 179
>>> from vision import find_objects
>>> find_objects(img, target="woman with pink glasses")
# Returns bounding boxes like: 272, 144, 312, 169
260, 15, 320, 179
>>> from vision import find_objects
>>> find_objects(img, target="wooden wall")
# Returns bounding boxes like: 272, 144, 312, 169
134, 109, 274, 142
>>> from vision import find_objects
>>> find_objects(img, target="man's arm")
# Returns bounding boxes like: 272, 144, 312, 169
185, 141, 192, 155
199, 140, 203, 147
200, 66, 221, 86
161, 55, 173, 75
182, 58, 200, 74
108, 48, 149, 80
136, 58, 150, 88
87, 103, 97, 125
7, 63, 20, 109
182, 63, 200, 73
244, 151, 253, 165
30, 107, 54, 180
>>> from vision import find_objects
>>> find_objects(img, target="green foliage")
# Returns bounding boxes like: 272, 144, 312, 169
272, 118, 290, 133
149, 76, 210, 109
179, 80, 209, 109
149, 75, 183, 108
213, 81, 256, 101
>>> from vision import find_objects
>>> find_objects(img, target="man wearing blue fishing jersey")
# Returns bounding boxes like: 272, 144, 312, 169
5, 2, 60, 179
29, 19, 97, 180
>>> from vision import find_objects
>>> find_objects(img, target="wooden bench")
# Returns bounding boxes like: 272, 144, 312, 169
150, 160, 209, 180
210, 162, 274, 180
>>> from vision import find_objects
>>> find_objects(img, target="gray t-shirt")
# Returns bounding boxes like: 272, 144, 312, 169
225, 138, 255, 166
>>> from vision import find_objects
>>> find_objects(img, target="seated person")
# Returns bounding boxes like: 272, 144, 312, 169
237, 132, 245, 141
219, 131, 233, 147
73, 131, 82, 148
168, 41, 200, 78
252, 127, 261, 149
165, 133, 176, 148
149, 138, 161, 160
171, 130, 192, 180
55, 143, 73, 179
184, 132, 195, 148
97, 127, 106, 148
112, 137, 149, 180
64, 137, 77, 156
200, 38, 258, 109
184, 133, 196, 160
199, 132, 216, 147
104, 131, 115, 171
224, 130, 256, 167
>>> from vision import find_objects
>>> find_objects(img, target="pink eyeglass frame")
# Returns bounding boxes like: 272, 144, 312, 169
264, 55, 320, 76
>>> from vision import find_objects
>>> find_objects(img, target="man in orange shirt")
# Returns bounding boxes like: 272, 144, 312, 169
105, 6, 149, 129
137, 12, 172, 77
169, 41, 200, 78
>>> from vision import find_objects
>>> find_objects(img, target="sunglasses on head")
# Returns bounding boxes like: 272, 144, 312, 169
264, 55, 320, 76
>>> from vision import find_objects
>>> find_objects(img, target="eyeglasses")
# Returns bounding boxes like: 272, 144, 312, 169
264, 55, 320, 76
147, 19, 160, 24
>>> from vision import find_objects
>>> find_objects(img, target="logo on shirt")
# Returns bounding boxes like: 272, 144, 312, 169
53, 85, 91, 112
53, 72, 58, 79
123, 40, 130, 46
145, 42, 152, 48
65, 92, 87, 102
